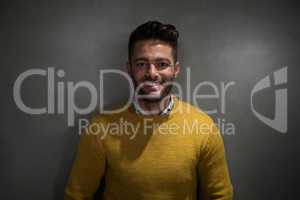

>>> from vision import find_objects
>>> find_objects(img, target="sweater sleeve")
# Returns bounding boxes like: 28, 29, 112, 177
64, 118, 106, 200
197, 119, 233, 200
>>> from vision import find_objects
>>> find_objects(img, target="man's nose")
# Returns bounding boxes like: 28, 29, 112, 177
147, 63, 158, 79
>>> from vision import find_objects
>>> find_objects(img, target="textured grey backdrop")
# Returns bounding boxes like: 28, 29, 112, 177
1, 0, 299, 199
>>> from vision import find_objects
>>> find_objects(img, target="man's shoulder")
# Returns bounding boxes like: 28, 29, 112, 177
175, 98, 214, 125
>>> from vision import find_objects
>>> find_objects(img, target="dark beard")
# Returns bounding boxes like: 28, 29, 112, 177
130, 74, 175, 103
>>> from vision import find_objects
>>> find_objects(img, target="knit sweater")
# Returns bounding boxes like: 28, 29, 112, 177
64, 97, 233, 200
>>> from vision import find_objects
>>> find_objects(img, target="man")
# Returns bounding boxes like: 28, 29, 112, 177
64, 21, 233, 200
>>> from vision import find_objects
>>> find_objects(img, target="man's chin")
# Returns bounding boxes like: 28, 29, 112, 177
138, 90, 172, 102
140, 93, 162, 102
135, 84, 173, 102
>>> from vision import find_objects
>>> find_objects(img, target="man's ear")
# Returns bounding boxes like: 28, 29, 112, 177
174, 61, 180, 78
126, 61, 131, 74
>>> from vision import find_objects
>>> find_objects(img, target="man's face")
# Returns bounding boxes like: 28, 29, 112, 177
127, 39, 180, 101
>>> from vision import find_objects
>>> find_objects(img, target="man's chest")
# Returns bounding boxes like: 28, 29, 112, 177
102, 133, 199, 191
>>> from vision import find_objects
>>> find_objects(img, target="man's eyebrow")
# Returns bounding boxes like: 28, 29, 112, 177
133, 58, 148, 62
134, 57, 171, 62
155, 58, 171, 63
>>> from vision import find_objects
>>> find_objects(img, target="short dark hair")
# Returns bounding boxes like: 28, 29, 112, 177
128, 21, 179, 62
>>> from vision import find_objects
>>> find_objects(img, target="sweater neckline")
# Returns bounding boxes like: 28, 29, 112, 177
128, 96, 181, 122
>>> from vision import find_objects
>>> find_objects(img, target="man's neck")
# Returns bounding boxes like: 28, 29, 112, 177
135, 95, 171, 116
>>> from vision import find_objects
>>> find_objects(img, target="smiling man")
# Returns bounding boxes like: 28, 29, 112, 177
64, 21, 233, 200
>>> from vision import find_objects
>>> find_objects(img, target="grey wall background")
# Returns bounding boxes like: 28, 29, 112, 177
1, 0, 299, 199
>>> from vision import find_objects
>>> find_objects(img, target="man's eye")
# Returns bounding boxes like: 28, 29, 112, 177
158, 62, 170, 68
136, 62, 147, 67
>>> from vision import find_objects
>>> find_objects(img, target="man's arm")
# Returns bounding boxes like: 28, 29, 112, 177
64, 119, 106, 200
197, 121, 233, 200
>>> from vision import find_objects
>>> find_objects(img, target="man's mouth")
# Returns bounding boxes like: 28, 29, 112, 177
143, 81, 161, 90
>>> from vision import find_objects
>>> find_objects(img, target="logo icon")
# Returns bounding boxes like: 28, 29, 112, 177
251, 67, 288, 133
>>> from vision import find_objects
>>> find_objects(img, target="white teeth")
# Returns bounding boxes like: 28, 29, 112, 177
149, 83, 158, 86
144, 82, 159, 86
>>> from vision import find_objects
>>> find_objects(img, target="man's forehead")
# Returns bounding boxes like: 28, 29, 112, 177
134, 39, 172, 49
133, 40, 173, 58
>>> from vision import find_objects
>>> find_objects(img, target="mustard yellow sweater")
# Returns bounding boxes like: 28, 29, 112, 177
64, 97, 233, 200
